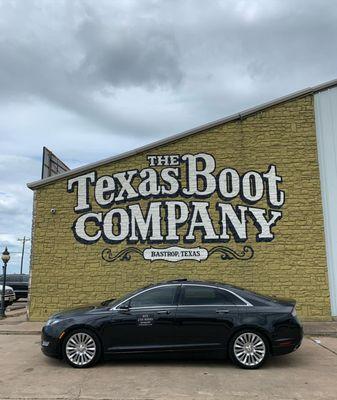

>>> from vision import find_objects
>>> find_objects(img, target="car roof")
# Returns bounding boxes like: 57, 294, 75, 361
0, 274, 29, 282
156, 279, 230, 288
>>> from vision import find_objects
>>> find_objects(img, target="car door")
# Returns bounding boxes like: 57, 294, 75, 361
103, 284, 179, 352
174, 284, 242, 349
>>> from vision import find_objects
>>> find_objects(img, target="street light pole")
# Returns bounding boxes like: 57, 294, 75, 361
18, 237, 30, 275
0, 247, 10, 319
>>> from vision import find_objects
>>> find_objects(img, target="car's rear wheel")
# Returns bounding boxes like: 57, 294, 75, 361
229, 330, 268, 369
62, 329, 101, 368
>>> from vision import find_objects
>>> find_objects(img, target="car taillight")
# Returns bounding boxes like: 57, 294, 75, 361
291, 307, 297, 317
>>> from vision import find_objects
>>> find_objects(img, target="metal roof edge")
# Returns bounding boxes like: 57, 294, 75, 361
27, 77, 337, 190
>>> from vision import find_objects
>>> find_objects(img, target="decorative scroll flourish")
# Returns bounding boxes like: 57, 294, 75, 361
208, 245, 254, 261
102, 247, 143, 262
102, 245, 254, 263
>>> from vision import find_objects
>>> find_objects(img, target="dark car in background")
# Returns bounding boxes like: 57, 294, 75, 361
0, 274, 29, 301
41, 279, 303, 369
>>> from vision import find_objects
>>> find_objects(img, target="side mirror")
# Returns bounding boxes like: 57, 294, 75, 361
118, 302, 130, 312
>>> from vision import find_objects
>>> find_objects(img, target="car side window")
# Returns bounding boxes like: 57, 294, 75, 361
180, 286, 246, 306
128, 286, 177, 308
220, 290, 246, 305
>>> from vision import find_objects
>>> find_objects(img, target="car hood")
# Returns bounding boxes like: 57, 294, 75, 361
51, 303, 110, 319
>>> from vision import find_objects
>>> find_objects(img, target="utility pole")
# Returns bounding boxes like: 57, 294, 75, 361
17, 237, 30, 275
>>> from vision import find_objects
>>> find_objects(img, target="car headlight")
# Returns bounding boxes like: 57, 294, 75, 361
5, 289, 13, 295
45, 318, 61, 326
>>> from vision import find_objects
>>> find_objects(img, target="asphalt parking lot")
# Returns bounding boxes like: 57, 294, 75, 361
0, 335, 336, 400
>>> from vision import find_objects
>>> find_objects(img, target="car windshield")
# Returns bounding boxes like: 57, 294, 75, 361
101, 285, 153, 307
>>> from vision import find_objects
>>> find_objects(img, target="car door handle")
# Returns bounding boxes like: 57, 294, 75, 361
157, 310, 170, 315
216, 309, 229, 314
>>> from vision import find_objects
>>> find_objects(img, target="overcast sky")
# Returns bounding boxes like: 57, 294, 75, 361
1, 0, 337, 273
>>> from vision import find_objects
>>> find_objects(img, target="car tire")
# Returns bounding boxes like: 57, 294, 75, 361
62, 329, 101, 368
229, 330, 268, 369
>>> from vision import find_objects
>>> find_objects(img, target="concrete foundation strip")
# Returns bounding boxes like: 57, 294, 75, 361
0, 331, 41, 335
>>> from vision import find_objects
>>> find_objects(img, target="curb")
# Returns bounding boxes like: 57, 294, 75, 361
5, 311, 27, 318
0, 331, 40, 335
306, 333, 337, 338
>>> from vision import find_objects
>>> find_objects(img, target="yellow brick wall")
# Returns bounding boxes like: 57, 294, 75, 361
28, 94, 332, 321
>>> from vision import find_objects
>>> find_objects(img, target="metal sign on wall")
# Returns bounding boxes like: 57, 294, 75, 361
67, 153, 285, 262
41, 147, 70, 179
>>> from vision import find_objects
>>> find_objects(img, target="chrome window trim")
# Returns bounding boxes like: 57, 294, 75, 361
110, 283, 252, 311
123, 306, 177, 310
111, 284, 180, 310
180, 284, 253, 307
177, 304, 240, 308
114, 304, 242, 311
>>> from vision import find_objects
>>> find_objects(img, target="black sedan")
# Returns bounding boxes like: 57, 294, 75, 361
41, 279, 303, 369
0, 274, 29, 300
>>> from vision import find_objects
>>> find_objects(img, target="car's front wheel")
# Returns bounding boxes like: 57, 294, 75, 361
229, 330, 268, 369
62, 329, 101, 368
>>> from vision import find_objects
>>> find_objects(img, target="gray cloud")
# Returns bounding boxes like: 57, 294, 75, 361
1, 0, 337, 271
75, 14, 183, 89
0, 156, 39, 273
1, 0, 337, 136
0, 0, 184, 136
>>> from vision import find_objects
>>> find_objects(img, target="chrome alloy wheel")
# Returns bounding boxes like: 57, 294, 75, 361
233, 332, 266, 367
65, 332, 96, 366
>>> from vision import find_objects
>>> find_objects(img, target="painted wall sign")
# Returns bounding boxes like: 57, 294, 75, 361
67, 153, 285, 262
101, 245, 254, 262
144, 246, 208, 262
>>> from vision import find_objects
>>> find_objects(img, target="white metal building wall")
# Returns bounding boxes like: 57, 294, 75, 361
314, 87, 337, 317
